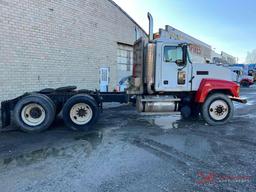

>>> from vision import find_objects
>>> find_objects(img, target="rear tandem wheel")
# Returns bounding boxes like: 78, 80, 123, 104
62, 94, 100, 131
13, 93, 56, 133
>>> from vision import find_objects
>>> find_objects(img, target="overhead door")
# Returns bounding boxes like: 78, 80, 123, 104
117, 43, 133, 83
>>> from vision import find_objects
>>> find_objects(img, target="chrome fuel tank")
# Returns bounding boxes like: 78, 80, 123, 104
136, 96, 180, 113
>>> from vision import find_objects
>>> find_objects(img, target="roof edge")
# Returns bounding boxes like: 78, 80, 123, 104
164, 25, 211, 48
108, 0, 148, 36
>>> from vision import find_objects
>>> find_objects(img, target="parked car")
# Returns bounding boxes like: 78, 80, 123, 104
240, 76, 254, 87
248, 69, 256, 82
229, 66, 254, 87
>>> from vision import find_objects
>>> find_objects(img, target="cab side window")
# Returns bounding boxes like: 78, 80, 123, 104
164, 46, 183, 63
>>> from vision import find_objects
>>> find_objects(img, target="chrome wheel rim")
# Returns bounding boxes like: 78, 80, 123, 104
21, 103, 46, 126
70, 103, 93, 125
209, 100, 229, 121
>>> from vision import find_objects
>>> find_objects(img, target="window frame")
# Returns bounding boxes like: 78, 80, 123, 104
163, 46, 184, 63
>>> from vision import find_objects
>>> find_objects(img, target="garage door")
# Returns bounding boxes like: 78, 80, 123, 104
117, 43, 133, 83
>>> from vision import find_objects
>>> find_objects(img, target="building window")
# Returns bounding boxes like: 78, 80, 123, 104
117, 49, 132, 71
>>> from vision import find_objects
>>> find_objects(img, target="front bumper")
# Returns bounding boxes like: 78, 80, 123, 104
229, 96, 247, 104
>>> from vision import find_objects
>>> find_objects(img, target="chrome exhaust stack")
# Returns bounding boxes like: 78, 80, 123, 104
145, 43, 155, 94
148, 12, 154, 41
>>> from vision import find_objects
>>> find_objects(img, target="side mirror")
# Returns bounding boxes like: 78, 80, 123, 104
175, 59, 185, 66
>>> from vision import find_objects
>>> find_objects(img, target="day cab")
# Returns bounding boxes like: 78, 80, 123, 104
130, 13, 246, 126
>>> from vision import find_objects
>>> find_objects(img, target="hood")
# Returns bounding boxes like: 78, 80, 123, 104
193, 64, 234, 82
191, 63, 236, 91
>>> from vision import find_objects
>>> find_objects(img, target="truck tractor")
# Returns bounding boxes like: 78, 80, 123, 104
228, 66, 254, 87
1, 13, 246, 133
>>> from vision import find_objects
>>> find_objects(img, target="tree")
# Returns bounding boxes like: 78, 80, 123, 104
246, 49, 256, 64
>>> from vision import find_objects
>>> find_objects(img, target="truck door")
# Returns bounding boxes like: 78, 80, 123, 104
155, 44, 190, 92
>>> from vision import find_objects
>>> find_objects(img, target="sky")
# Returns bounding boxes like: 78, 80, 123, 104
113, 0, 256, 63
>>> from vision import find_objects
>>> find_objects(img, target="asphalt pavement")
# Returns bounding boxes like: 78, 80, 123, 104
0, 87, 256, 192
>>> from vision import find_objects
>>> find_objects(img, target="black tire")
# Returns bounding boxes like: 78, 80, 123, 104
180, 106, 192, 119
62, 94, 99, 131
190, 104, 200, 119
181, 104, 200, 120
13, 93, 56, 133
240, 81, 250, 87
201, 93, 234, 126
55, 103, 63, 116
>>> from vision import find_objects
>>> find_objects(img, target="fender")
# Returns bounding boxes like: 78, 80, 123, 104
195, 79, 240, 103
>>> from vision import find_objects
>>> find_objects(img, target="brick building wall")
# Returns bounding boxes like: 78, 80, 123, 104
0, 0, 146, 102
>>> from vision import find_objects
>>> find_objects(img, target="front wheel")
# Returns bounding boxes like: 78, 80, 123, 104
201, 94, 234, 126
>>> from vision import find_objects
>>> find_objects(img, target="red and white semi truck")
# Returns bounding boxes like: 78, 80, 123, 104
1, 13, 246, 133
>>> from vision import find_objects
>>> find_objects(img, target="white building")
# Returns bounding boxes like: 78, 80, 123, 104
156, 25, 237, 65
158, 26, 212, 63
211, 50, 237, 64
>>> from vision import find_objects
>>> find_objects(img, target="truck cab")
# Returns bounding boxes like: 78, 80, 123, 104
154, 39, 191, 92
131, 13, 246, 126
152, 39, 235, 92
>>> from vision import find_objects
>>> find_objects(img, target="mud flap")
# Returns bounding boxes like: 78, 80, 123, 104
1, 101, 11, 129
